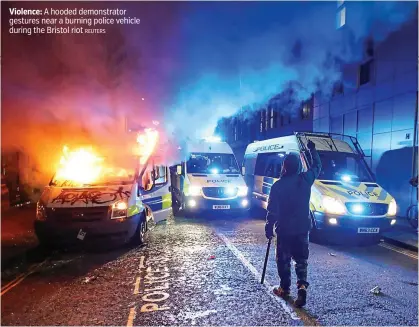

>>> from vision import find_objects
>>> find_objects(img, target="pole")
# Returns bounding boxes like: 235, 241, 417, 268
261, 237, 272, 284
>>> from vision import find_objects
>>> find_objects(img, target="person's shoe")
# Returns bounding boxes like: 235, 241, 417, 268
294, 285, 307, 307
273, 287, 290, 299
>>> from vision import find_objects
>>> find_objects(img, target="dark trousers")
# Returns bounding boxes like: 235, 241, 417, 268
275, 233, 309, 290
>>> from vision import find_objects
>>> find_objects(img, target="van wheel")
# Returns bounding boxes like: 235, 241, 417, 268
173, 199, 181, 217
132, 214, 147, 246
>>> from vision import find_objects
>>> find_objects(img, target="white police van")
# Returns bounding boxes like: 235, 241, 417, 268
170, 137, 249, 214
242, 132, 397, 235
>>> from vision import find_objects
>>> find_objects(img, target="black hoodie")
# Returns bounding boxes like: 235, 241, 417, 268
266, 147, 322, 236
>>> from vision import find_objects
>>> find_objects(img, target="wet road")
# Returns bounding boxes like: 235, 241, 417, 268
1, 213, 418, 326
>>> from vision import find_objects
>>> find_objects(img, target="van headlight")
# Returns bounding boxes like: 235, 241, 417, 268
322, 196, 346, 215
111, 200, 128, 219
36, 202, 47, 221
237, 186, 248, 197
187, 185, 202, 196
387, 199, 397, 216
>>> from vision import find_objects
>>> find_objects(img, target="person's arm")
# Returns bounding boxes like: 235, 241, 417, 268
302, 140, 322, 185
265, 182, 279, 238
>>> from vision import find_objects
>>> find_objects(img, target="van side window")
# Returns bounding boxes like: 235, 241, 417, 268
255, 152, 286, 177
244, 154, 257, 176
154, 166, 168, 185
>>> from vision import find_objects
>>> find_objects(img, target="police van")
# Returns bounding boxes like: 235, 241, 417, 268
35, 146, 172, 247
243, 132, 397, 235
170, 137, 249, 214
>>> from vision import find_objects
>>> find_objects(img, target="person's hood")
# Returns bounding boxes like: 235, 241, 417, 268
282, 153, 302, 176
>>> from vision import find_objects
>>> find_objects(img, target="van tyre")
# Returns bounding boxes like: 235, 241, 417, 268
131, 214, 147, 246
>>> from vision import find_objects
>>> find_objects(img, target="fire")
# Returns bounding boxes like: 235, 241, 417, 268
54, 146, 105, 185
137, 128, 159, 164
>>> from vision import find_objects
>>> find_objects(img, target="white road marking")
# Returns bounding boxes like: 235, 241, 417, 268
1, 260, 47, 296
126, 307, 136, 327
379, 242, 418, 260
133, 277, 141, 295
217, 233, 299, 321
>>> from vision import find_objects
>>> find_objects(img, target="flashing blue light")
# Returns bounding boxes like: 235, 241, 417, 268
352, 204, 364, 214
210, 168, 219, 174
342, 175, 351, 182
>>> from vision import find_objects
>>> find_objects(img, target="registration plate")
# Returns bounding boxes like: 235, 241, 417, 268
357, 227, 380, 234
213, 205, 230, 210
77, 229, 87, 240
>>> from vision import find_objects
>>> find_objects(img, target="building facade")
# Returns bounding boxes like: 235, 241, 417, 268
215, 89, 314, 164
314, 3, 418, 214
216, 2, 418, 216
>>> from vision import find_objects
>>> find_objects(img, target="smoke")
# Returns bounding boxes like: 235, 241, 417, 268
1, 1, 417, 193
1, 1, 181, 190
164, 1, 417, 140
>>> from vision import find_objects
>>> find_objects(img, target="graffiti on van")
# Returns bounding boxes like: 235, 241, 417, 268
51, 187, 131, 205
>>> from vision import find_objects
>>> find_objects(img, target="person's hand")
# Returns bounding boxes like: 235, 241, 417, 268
265, 223, 274, 239
307, 140, 315, 150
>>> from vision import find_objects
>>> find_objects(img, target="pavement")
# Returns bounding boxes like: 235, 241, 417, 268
381, 217, 418, 251
1, 211, 418, 326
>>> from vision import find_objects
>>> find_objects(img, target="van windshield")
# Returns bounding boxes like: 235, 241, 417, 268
187, 153, 240, 174
317, 151, 374, 182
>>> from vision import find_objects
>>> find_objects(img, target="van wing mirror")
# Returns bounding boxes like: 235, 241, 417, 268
176, 165, 182, 175
241, 166, 245, 175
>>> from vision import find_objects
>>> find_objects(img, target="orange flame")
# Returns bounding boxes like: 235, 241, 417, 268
137, 128, 159, 164
54, 146, 105, 185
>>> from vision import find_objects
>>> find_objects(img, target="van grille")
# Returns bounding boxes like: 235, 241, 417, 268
346, 203, 388, 216
46, 207, 109, 222
202, 187, 237, 199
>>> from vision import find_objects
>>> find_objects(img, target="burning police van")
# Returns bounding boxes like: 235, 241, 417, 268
243, 132, 397, 236
170, 137, 249, 215
35, 130, 172, 247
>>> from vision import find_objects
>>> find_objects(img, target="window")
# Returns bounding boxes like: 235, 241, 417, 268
260, 110, 264, 133
359, 60, 373, 86
336, 6, 346, 29
317, 151, 374, 182
186, 153, 240, 174
269, 108, 275, 129
337, 0, 344, 8
265, 109, 269, 131
255, 152, 286, 177
332, 81, 344, 97
154, 165, 168, 185
301, 104, 311, 120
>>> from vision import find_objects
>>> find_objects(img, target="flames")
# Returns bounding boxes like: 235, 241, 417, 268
54, 146, 105, 185
136, 128, 159, 164
52, 127, 159, 186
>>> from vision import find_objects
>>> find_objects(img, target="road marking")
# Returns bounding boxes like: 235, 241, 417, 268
217, 233, 299, 321
379, 242, 418, 260
126, 307, 136, 327
218, 233, 321, 326
133, 277, 141, 295
1, 260, 47, 296
139, 256, 145, 269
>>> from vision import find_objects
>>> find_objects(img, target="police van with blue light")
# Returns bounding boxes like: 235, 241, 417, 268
170, 137, 249, 214
243, 132, 397, 235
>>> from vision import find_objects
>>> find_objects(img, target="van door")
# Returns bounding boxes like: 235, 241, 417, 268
253, 152, 286, 207
139, 160, 172, 224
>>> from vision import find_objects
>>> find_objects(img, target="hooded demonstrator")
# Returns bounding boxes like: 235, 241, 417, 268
265, 139, 321, 307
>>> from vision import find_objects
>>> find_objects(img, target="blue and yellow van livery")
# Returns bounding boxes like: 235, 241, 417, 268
243, 132, 397, 235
